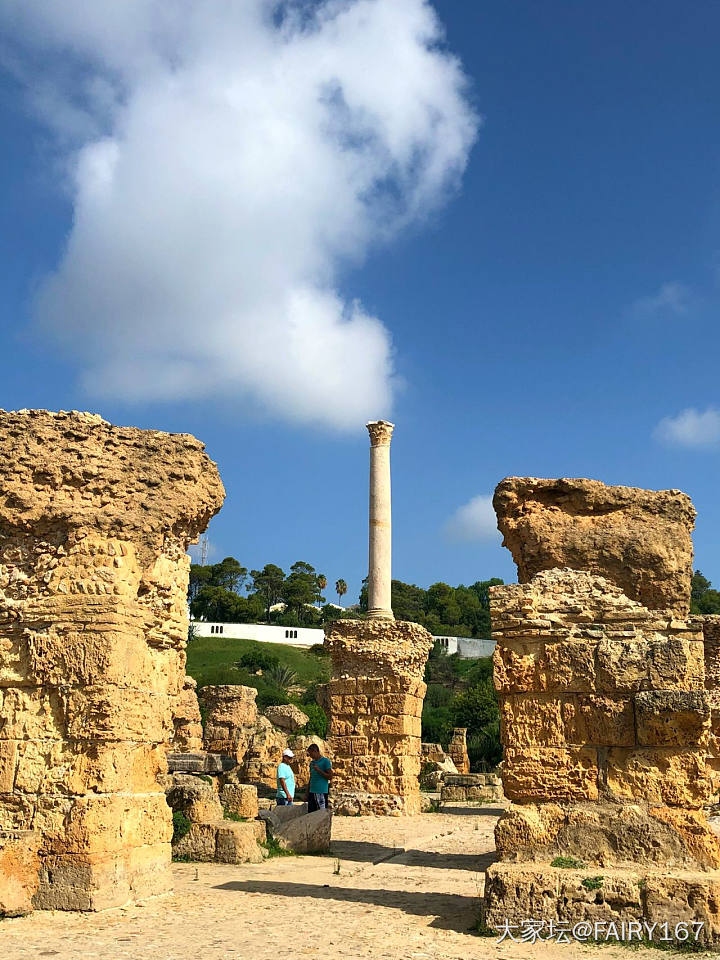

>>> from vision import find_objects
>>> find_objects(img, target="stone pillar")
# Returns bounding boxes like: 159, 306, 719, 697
199, 685, 259, 761
448, 727, 470, 774
324, 618, 433, 815
483, 478, 720, 943
366, 420, 394, 620
0, 410, 224, 911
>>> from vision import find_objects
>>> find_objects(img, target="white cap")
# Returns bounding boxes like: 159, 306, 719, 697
282, 749, 294, 758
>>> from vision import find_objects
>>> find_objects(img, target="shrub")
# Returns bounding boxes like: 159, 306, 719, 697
298, 702, 328, 738
238, 649, 280, 673
172, 810, 191, 845
551, 856, 586, 869
425, 683, 452, 708
421, 705, 453, 747
256, 686, 290, 710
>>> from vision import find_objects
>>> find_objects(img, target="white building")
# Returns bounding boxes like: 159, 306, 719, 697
191, 620, 495, 659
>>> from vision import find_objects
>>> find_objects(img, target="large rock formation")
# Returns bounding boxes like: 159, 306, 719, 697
484, 477, 720, 944
0, 410, 224, 910
324, 618, 433, 815
493, 477, 695, 615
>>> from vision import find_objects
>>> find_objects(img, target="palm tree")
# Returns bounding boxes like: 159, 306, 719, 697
317, 574, 327, 605
335, 578, 347, 606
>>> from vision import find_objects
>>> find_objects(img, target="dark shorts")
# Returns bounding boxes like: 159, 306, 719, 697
307, 792, 328, 813
276, 797, 293, 806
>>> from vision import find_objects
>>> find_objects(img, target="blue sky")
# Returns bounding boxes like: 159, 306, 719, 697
1, 0, 719, 604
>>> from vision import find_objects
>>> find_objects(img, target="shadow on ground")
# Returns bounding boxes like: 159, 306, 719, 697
329, 839, 497, 873
212, 879, 482, 932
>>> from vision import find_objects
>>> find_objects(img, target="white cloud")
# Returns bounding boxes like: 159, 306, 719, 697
444, 493, 498, 542
2, 0, 478, 430
654, 407, 720, 449
627, 282, 691, 319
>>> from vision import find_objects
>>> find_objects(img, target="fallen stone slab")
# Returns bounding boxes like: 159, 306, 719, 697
260, 803, 332, 853
172, 820, 264, 864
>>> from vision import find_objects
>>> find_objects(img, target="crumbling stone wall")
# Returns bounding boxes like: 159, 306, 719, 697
324, 619, 433, 815
484, 478, 720, 938
0, 410, 223, 911
171, 677, 204, 753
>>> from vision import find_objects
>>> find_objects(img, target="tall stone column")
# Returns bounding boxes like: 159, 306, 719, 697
0, 411, 224, 911
323, 419, 433, 816
366, 420, 394, 620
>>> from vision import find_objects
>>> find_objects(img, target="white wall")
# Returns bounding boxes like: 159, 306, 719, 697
191, 620, 323, 648
433, 636, 495, 659
192, 620, 495, 658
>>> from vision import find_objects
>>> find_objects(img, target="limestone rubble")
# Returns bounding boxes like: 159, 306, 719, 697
0, 410, 224, 910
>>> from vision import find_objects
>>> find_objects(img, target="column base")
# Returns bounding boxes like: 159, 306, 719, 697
366, 609, 395, 621
482, 861, 720, 945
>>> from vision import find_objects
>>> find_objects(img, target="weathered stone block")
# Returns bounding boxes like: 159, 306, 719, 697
605, 748, 711, 808
220, 782, 259, 820
502, 746, 599, 802
635, 691, 710, 746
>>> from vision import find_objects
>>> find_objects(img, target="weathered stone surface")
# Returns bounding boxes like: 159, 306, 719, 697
260, 802, 332, 853
172, 819, 264, 864
635, 691, 710, 747
495, 802, 720, 870
166, 774, 224, 823
493, 477, 695, 614
264, 704, 309, 733
486, 478, 718, 933
324, 618, 432, 816
0, 410, 224, 911
448, 728, 470, 774
240, 715, 287, 790
440, 773, 503, 803
199, 685, 258, 759
166, 751, 235, 774
483, 862, 720, 942
220, 782, 259, 820
171, 677, 204, 752
0, 830, 40, 916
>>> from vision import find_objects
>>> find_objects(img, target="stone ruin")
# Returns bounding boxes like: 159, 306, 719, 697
323, 421, 434, 816
703, 616, 720, 800
448, 727, 470, 774
483, 477, 720, 941
324, 618, 432, 815
0, 410, 224, 914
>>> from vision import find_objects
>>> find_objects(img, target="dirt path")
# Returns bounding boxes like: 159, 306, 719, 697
0, 804, 642, 960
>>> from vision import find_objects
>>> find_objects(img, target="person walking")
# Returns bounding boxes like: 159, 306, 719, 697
306, 742, 332, 812
276, 748, 296, 806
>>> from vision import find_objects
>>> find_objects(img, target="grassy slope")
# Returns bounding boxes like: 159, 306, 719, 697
186, 635, 329, 689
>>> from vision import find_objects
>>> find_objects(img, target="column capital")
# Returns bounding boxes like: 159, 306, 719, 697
366, 420, 395, 447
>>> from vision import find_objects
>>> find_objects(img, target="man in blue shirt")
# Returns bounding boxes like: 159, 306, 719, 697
276, 749, 296, 805
306, 742, 332, 812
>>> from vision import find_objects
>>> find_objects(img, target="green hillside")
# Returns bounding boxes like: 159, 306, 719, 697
186, 635, 329, 692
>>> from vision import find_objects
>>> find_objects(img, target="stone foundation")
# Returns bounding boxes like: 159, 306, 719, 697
324, 618, 433, 816
440, 773, 503, 803
0, 410, 224, 910
704, 616, 720, 802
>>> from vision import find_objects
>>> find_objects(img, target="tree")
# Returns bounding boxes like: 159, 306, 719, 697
335, 578, 348, 605
691, 570, 720, 615
191, 586, 262, 623
317, 573, 327, 594
283, 561, 324, 623
250, 564, 286, 622
189, 557, 247, 604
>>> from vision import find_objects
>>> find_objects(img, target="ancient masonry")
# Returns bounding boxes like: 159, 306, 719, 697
0, 410, 224, 912
484, 477, 720, 940
704, 616, 720, 798
324, 422, 433, 815
448, 727, 470, 774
